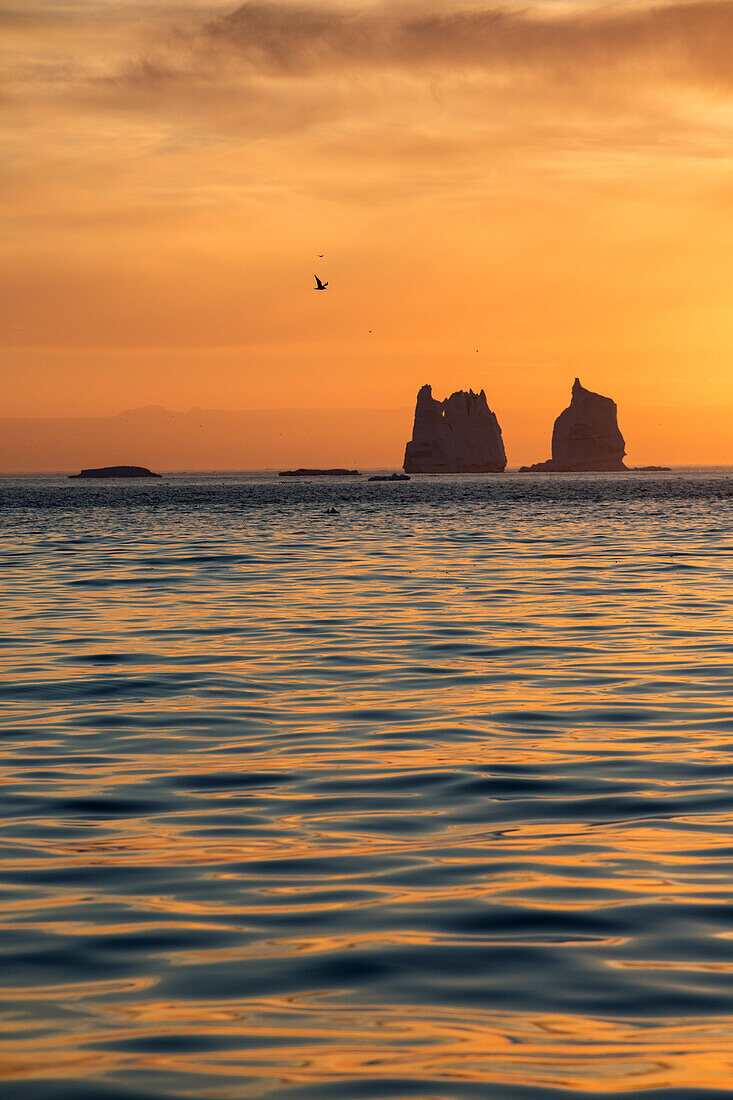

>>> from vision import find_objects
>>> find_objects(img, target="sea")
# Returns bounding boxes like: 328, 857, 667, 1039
2, 470, 733, 1100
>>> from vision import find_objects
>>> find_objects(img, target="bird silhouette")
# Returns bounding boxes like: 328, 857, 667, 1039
314, 275, 328, 290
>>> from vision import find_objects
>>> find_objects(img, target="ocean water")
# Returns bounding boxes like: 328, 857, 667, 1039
2, 470, 733, 1099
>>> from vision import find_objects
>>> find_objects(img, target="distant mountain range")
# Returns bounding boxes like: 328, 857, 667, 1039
0, 405, 411, 474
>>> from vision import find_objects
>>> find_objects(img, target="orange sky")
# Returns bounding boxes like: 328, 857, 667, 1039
3, 0, 733, 468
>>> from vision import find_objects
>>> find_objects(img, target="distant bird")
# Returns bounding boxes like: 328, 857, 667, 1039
317, 254, 324, 258
314, 275, 328, 290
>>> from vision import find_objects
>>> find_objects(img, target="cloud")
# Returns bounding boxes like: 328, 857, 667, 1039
57, 0, 722, 181
193, 1, 733, 88
4, 1, 733, 223
70, 0, 731, 158
10, 2, 733, 122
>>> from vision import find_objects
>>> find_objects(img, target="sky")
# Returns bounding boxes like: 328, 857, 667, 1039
3, 0, 733, 468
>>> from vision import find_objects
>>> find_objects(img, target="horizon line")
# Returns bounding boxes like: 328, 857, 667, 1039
1, 465, 726, 478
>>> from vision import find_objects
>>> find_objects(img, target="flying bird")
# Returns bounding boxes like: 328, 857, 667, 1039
314, 275, 328, 290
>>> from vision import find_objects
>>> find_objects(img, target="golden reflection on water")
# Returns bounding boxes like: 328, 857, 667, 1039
2, 1000, 733, 1093
3, 475, 733, 1096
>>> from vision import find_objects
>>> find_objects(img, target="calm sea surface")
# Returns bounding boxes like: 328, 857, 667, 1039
3, 471, 733, 1099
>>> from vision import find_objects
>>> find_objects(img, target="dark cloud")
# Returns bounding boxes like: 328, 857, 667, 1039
74, 0, 731, 163
6, 0, 732, 195
195, 1, 733, 89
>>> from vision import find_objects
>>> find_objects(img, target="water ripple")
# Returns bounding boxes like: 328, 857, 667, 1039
2, 471, 733, 1097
